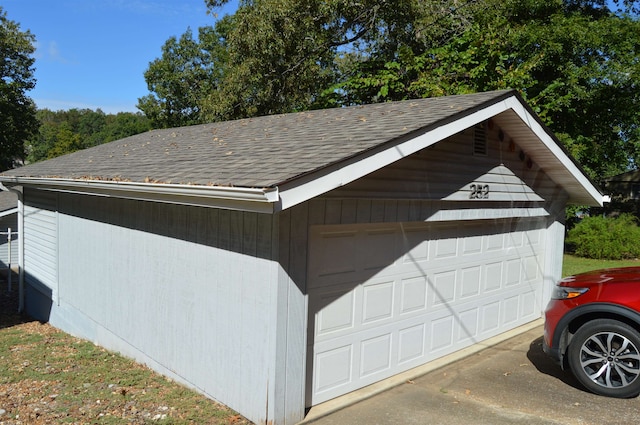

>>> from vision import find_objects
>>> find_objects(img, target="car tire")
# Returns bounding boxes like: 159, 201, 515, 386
567, 319, 640, 398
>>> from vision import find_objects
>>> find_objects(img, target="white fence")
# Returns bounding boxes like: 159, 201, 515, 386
0, 227, 18, 292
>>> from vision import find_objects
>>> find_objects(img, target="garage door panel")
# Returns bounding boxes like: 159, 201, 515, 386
462, 234, 483, 255
431, 270, 456, 306
399, 276, 428, 314
506, 230, 524, 248
401, 229, 430, 263
484, 262, 503, 292
314, 290, 356, 337
505, 258, 522, 286
523, 255, 542, 282
486, 232, 505, 251
309, 219, 546, 405
362, 228, 397, 272
431, 316, 455, 352
481, 300, 501, 333
314, 345, 353, 394
360, 333, 392, 378
460, 266, 481, 298
521, 289, 539, 318
309, 230, 358, 285
362, 281, 394, 324
457, 307, 479, 343
503, 294, 520, 325
433, 236, 458, 259
398, 323, 426, 364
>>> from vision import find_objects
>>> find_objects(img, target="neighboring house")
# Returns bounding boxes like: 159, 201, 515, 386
602, 170, 640, 200
0, 90, 603, 425
0, 190, 18, 274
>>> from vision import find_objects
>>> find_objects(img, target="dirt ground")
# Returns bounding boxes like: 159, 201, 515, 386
0, 274, 250, 425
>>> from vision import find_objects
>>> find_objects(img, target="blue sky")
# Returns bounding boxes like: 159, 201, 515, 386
3, 0, 237, 114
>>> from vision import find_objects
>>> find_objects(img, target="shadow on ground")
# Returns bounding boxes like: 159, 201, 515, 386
0, 272, 31, 329
526, 335, 586, 393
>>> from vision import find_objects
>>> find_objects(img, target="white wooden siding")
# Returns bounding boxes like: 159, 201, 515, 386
23, 189, 58, 303
328, 128, 561, 202
47, 194, 281, 425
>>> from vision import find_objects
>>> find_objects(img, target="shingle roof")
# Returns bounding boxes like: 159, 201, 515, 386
1, 90, 514, 188
603, 170, 640, 183
0, 191, 17, 214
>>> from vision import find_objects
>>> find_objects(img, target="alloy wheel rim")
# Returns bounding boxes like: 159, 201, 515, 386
579, 331, 640, 389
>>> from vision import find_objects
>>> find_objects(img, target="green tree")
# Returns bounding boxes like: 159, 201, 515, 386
340, 0, 640, 179
26, 109, 150, 162
0, 7, 38, 170
47, 122, 83, 159
137, 24, 229, 128
144, 0, 640, 182
202, 0, 425, 120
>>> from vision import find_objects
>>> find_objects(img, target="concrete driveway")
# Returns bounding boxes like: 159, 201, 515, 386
302, 322, 640, 425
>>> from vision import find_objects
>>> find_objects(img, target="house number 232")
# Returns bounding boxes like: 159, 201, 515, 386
469, 184, 490, 199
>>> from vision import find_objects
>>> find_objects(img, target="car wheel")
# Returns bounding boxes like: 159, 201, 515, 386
567, 319, 640, 398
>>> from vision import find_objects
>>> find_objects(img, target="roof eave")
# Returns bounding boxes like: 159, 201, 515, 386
0, 177, 279, 214
492, 95, 604, 207
277, 92, 605, 210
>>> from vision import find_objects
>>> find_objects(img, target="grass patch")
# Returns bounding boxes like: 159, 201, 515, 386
0, 292, 249, 424
562, 254, 640, 277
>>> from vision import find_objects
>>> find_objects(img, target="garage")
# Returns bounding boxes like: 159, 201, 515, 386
307, 218, 546, 404
1, 90, 605, 424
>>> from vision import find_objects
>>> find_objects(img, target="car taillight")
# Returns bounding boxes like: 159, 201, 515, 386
551, 286, 589, 300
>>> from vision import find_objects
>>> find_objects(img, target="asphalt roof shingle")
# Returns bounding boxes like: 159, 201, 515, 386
0, 191, 17, 213
1, 90, 514, 188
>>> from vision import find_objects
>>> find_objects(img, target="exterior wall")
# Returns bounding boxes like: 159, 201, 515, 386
17, 122, 573, 424
329, 126, 559, 202
22, 188, 286, 425
23, 190, 58, 319
321, 125, 569, 305
0, 212, 18, 269
279, 128, 569, 408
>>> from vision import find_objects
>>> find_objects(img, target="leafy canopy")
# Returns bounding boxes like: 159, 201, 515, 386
141, 0, 640, 182
0, 6, 38, 170
26, 109, 151, 163
137, 23, 231, 128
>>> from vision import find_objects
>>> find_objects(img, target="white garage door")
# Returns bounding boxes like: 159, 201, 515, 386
307, 219, 546, 405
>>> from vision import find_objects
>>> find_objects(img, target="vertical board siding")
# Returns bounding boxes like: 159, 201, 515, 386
50, 193, 278, 425
279, 130, 568, 409
23, 189, 58, 300
327, 129, 561, 202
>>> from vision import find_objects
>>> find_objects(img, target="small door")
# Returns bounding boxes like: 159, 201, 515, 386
307, 219, 545, 405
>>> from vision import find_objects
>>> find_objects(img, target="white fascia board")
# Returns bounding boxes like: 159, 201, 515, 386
0, 177, 279, 214
276, 98, 517, 211
0, 208, 17, 218
503, 97, 604, 206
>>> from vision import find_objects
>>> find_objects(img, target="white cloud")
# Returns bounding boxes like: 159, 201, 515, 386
32, 40, 69, 63
47, 41, 64, 62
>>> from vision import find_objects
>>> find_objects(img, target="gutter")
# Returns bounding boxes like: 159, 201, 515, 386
0, 177, 280, 214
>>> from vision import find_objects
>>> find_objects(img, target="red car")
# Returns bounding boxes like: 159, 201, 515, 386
543, 267, 640, 398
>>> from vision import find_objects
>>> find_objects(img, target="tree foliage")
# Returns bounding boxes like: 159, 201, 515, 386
140, 0, 640, 182
26, 109, 151, 163
338, 0, 640, 178
566, 213, 640, 259
137, 24, 231, 128
0, 7, 38, 170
